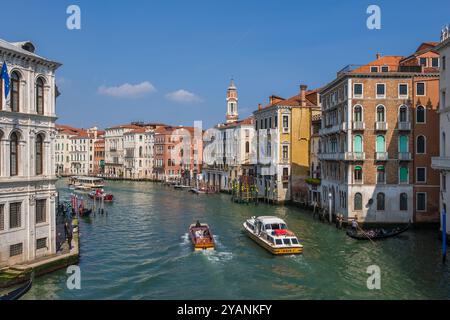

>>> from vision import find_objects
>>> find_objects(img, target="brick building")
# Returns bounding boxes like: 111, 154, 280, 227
319, 43, 440, 224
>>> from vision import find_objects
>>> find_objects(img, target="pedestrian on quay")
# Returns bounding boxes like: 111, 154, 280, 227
64, 221, 73, 250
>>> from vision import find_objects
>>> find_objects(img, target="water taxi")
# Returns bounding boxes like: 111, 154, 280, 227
69, 176, 105, 191
189, 221, 215, 251
243, 216, 303, 255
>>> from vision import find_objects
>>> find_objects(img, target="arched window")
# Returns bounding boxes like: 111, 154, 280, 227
376, 135, 385, 153
36, 77, 44, 114
245, 141, 250, 153
399, 105, 408, 122
10, 132, 19, 176
377, 193, 385, 211
399, 166, 409, 183
354, 105, 363, 122
139, 146, 143, 157
417, 135, 426, 154
36, 134, 43, 175
11, 71, 20, 112
353, 135, 363, 153
354, 193, 363, 210
354, 166, 363, 183
416, 106, 425, 123
400, 193, 408, 211
399, 135, 408, 153
377, 166, 385, 183
377, 105, 385, 122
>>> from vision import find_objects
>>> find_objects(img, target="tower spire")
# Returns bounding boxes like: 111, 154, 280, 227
226, 79, 238, 123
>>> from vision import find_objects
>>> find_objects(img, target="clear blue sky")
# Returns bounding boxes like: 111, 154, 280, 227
1, 0, 449, 129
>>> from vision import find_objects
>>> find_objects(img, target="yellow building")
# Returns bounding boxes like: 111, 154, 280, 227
253, 85, 321, 203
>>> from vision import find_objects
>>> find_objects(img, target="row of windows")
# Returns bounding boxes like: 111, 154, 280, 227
352, 165, 427, 184
352, 134, 426, 154
8, 237, 48, 258
353, 192, 427, 212
0, 70, 47, 114
255, 115, 290, 131
0, 200, 46, 233
354, 192, 409, 211
2, 132, 45, 176
353, 104, 426, 123
353, 82, 427, 99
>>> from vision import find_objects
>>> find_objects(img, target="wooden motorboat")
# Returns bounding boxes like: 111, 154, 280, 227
243, 216, 303, 255
0, 274, 33, 301
89, 190, 114, 202
189, 222, 215, 251
346, 224, 410, 241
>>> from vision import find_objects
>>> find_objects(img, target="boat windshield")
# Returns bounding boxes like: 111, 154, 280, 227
265, 223, 287, 230
291, 238, 299, 245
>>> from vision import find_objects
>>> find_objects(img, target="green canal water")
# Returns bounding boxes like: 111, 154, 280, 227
24, 180, 450, 300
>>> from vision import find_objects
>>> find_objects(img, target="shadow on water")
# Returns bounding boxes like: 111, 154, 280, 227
22, 179, 450, 300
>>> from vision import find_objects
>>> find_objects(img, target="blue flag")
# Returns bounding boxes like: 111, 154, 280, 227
1, 62, 10, 98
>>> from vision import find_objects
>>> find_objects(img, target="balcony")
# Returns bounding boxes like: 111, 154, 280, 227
345, 152, 365, 161
432, 157, 450, 170
352, 121, 365, 131
376, 152, 389, 161
282, 176, 290, 183
318, 153, 344, 161
319, 124, 340, 136
375, 122, 388, 131
398, 121, 411, 131
398, 152, 412, 161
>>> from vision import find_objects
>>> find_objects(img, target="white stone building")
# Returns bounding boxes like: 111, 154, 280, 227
124, 127, 153, 179
55, 125, 80, 175
69, 127, 100, 176
432, 27, 450, 237
104, 124, 141, 178
0, 39, 61, 266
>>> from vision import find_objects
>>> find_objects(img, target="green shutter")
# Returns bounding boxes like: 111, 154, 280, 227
376, 135, 385, 152
354, 135, 363, 153
399, 135, 408, 153
400, 167, 408, 182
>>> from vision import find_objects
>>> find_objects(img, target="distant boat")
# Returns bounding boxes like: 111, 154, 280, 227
89, 190, 114, 202
189, 222, 215, 251
189, 188, 207, 194
0, 273, 33, 301
346, 224, 410, 241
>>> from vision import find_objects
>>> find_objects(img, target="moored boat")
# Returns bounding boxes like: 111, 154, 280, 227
189, 221, 215, 251
0, 273, 33, 301
243, 216, 303, 255
346, 224, 410, 241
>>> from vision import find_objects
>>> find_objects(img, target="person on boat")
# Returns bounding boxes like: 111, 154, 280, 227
351, 216, 359, 231
195, 220, 202, 228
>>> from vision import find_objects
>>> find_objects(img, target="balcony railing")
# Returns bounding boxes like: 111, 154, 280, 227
376, 152, 389, 161
345, 152, 365, 161
398, 152, 412, 161
398, 121, 411, 131
319, 124, 340, 136
352, 121, 365, 131
431, 157, 450, 170
375, 122, 388, 131
318, 153, 344, 161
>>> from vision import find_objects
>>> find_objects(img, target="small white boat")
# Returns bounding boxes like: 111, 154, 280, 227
243, 216, 303, 255
69, 176, 105, 191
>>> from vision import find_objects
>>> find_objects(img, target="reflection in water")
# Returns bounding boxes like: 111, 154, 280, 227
22, 179, 450, 300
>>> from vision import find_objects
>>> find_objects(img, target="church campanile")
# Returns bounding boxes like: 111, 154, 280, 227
226, 79, 238, 123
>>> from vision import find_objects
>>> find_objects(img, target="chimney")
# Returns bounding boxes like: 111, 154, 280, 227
258, 103, 262, 110
376, 53, 381, 60
300, 85, 307, 107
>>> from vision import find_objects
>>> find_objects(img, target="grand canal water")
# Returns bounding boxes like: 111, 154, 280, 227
23, 180, 450, 300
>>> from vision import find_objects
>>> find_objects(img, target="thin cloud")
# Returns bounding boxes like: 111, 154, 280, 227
98, 81, 156, 98
165, 89, 203, 103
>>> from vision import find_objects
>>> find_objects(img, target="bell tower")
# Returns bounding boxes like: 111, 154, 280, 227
226, 79, 238, 123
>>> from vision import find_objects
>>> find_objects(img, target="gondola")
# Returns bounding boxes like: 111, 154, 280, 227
346, 224, 410, 241
0, 274, 33, 301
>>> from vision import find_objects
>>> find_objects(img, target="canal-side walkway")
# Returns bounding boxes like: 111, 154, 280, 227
0, 219, 79, 289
